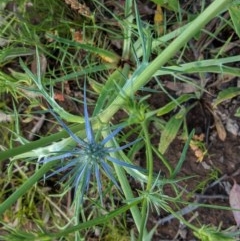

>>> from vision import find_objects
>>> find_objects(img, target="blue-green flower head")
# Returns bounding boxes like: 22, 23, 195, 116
42, 82, 141, 203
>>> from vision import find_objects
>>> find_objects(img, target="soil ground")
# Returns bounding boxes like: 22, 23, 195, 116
151, 120, 240, 240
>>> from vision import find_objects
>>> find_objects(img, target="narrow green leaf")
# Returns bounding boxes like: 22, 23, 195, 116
20, 50, 84, 123
53, 200, 141, 239
154, 56, 240, 77
229, 5, 240, 38
0, 47, 34, 64
158, 112, 184, 154
51, 64, 113, 84
213, 87, 240, 107
0, 123, 83, 162
0, 162, 55, 215
152, 146, 173, 175
93, 66, 129, 116
46, 34, 120, 64
88, 77, 103, 94
157, 94, 195, 116
172, 129, 195, 178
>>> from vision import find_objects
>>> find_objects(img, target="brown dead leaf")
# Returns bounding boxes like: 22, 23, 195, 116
229, 179, 240, 226
189, 134, 207, 162
190, 142, 206, 162
212, 111, 227, 141
64, 0, 91, 17
54, 93, 65, 101
73, 30, 83, 43
71, 29, 94, 45
193, 133, 205, 141
164, 81, 197, 95
31, 53, 47, 76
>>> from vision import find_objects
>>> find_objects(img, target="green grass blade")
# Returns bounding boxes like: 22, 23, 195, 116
229, 5, 240, 38
93, 66, 130, 116
0, 162, 54, 216
20, 54, 84, 123
156, 94, 196, 116
0, 123, 83, 162
0, 47, 34, 65
52, 199, 141, 239
154, 55, 240, 76
46, 34, 120, 65
172, 129, 195, 178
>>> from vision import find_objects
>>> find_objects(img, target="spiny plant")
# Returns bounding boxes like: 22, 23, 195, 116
41, 81, 143, 206
1, 0, 240, 240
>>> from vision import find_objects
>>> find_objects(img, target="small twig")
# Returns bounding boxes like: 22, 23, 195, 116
157, 201, 201, 225
174, 212, 199, 239
28, 114, 45, 140
207, 174, 228, 188
194, 194, 228, 200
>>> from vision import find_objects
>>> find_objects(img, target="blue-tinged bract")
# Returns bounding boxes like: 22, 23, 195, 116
41, 81, 141, 203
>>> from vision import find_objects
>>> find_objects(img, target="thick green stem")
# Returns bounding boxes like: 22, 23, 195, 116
143, 123, 154, 191
99, 0, 232, 123
101, 129, 147, 236
139, 121, 154, 240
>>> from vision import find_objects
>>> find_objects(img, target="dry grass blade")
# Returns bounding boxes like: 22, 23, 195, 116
212, 110, 227, 141
154, 4, 164, 35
